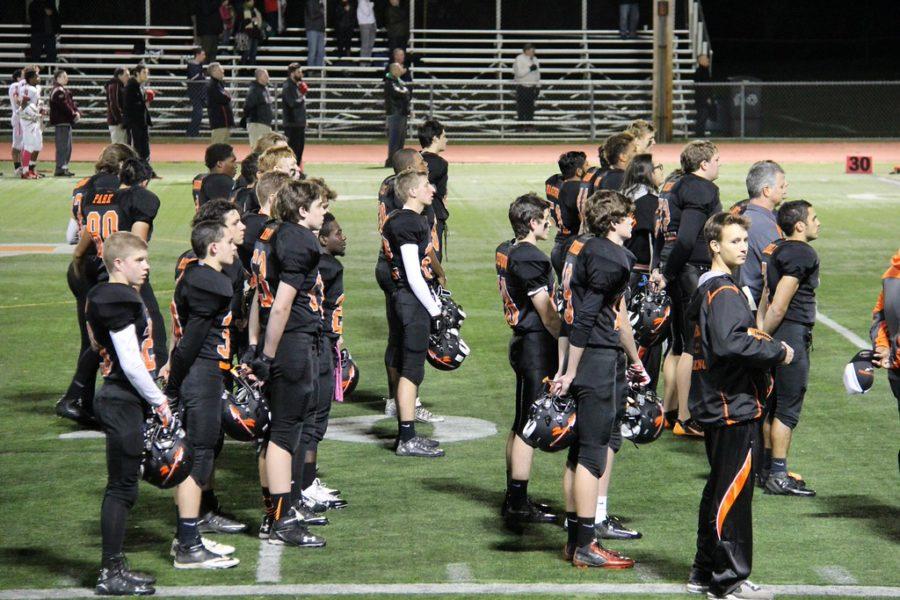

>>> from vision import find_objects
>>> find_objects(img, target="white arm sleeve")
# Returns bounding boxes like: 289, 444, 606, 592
66, 218, 79, 244
400, 243, 441, 317
110, 325, 166, 406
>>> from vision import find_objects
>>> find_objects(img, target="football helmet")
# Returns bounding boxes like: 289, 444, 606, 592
427, 287, 470, 371
522, 389, 577, 452
437, 287, 467, 329
221, 369, 270, 442
142, 416, 193, 489
843, 349, 875, 395
628, 284, 672, 348
340, 348, 360, 397
620, 386, 664, 444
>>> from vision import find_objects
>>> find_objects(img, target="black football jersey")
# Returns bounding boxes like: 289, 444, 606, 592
495, 239, 554, 335
553, 179, 586, 242
83, 185, 160, 266
581, 166, 608, 196
239, 212, 269, 272
193, 172, 235, 211
764, 239, 819, 326
319, 253, 345, 340
422, 151, 449, 221
252, 221, 323, 333
377, 174, 439, 255
545, 173, 561, 204
171, 261, 234, 364
381, 208, 436, 289
71, 173, 120, 228
232, 185, 260, 215
598, 168, 625, 191
665, 173, 721, 267
562, 235, 635, 349
625, 191, 660, 269
86, 282, 157, 385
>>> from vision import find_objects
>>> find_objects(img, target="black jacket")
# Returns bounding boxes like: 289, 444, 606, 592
29, 0, 60, 35
243, 81, 274, 126
123, 77, 151, 129
690, 272, 785, 428
384, 75, 410, 117
192, 0, 224, 36
281, 79, 306, 128
207, 78, 235, 129
106, 78, 125, 125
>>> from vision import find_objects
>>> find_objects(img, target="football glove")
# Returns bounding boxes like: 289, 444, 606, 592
626, 363, 651, 389
249, 354, 274, 383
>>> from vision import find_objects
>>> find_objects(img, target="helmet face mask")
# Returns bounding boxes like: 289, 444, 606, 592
221, 370, 270, 442
628, 285, 672, 348
522, 389, 577, 452
340, 347, 360, 397
142, 416, 193, 489
620, 387, 664, 444
427, 290, 470, 371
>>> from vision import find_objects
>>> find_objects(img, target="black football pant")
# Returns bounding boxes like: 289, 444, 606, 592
268, 331, 318, 455
294, 339, 334, 492
180, 358, 226, 487
550, 237, 574, 283
65, 261, 100, 412
567, 347, 619, 478
94, 381, 145, 562
376, 256, 397, 374
434, 219, 446, 263
770, 321, 812, 429
693, 420, 761, 597
139, 280, 166, 377
387, 288, 430, 386
509, 330, 558, 439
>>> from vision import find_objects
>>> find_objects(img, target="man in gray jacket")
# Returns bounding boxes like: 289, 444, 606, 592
281, 63, 307, 164
243, 68, 274, 149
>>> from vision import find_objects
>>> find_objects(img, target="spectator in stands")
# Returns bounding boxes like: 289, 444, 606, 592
305, 0, 326, 67
335, 0, 356, 58
49, 69, 78, 177
220, 0, 236, 46
235, 0, 264, 66
123, 64, 155, 175
513, 43, 540, 130
281, 63, 308, 165
386, 0, 409, 53
106, 67, 129, 144
618, 0, 639, 39
386, 48, 415, 83
383, 63, 410, 168
693, 54, 713, 137
243, 68, 275, 149
186, 48, 207, 137
28, 0, 60, 64
206, 62, 234, 143
191, 0, 224, 63
357, 0, 377, 62
262, 0, 280, 35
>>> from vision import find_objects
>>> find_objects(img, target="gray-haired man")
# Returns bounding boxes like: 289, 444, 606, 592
244, 68, 274, 149
740, 160, 788, 309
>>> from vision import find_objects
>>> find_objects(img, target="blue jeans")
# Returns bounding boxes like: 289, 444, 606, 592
619, 3, 639, 37
307, 29, 325, 67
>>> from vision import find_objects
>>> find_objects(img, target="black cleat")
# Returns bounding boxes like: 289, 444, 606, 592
395, 436, 445, 457
270, 518, 326, 548
595, 515, 642, 540
764, 472, 816, 497
291, 501, 329, 526
56, 396, 99, 427
198, 510, 248, 534
172, 543, 239, 569
501, 499, 557, 524
96, 556, 155, 596
258, 514, 274, 539
755, 468, 769, 489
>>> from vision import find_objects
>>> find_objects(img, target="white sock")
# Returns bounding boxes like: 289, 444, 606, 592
415, 397, 422, 408
594, 496, 608, 524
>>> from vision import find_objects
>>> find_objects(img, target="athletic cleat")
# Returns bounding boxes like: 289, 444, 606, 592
788, 471, 806, 485
304, 481, 348, 510
311, 477, 341, 497
664, 410, 678, 430
563, 542, 575, 562
96, 559, 155, 596
572, 541, 635, 569
258, 514, 274, 539
673, 418, 704, 438
707, 579, 773, 599
21, 170, 38, 180
595, 516, 642, 540
270, 518, 326, 547
291, 501, 329, 526
384, 398, 397, 417
415, 405, 445, 423
687, 567, 711, 594
55, 395, 99, 427
197, 510, 248, 534
169, 537, 235, 558
172, 543, 239, 569
755, 468, 769, 489
299, 494, 329, 514
395, 436, 445, 457
501, 500, 557, 524
764, 472, 816, 497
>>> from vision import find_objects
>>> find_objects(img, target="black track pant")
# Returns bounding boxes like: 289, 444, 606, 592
65, 261, 100, 411
693, 420, 761, 597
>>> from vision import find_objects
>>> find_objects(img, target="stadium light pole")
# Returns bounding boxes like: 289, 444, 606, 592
652, 0, 675, 142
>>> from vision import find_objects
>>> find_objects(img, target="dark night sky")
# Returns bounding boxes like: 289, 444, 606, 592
3, 0, 897, 80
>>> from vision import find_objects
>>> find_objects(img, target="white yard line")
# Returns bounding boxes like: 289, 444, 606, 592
816, 311, 869, 349
816, 566, 858, 585
255, 541, 284, 583
444, 563, 473, 583
2, 582, 899, 598
876, 176, 900, 188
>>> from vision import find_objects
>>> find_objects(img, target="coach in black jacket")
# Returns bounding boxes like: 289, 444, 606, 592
281, 62, 307, 164
243, 68, 274, 151
383, 63, 410, 168
687, 212, 790, 600
123, 64, 153, 170
207, 62, 234, 144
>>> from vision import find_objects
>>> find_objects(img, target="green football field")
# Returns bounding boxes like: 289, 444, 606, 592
0, 157, 897, 599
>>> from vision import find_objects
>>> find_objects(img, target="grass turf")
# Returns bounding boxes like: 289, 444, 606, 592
0, 158, 898, 596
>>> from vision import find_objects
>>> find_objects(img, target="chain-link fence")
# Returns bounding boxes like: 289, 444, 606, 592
692, 81, 900, 139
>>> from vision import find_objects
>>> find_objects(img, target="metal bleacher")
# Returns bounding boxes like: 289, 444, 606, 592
0, 18, 709, 140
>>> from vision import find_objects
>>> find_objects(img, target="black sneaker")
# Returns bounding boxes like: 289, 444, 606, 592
764, 472, 816, 497
172, 542, 240, 569
687, 567, 711, 594
395, 436, 445, 457
755, 468, 769, 489
96, 557, 155, 596
291, 501, 329, 526
595, 515, 642, 540
259, 514, 274, 539
271, 518, 326, 548
502, 499, 557, 524
198, 510, 248, 534
529, 497, 552, 513
56, 396, 99, 427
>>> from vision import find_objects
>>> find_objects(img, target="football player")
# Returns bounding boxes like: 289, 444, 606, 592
549, 151, 587, 280
419, 119, 450, 261
247, 180, 328, 547
872, 249, 900, 426
239, 170, 290, 271
8, 68, 23, 176
192, 144, 237, 212
625, 119, 656, 154
164, 220, 241, 569
86, 232, 173, 596
662, 140, 722, 437
258, 143, 302, 179
18, 67, 44, 179
758, 200, 820, 496
495, 193, 561, 523
552, 190, 638, 569
232, 151, 260, 214
59, 143, 138, 425
380, 169, 446, 457
378, 148, 444, 423
597, 132, 637, 192
687, 212, 790, 600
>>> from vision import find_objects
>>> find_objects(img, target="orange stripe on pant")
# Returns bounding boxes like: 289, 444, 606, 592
715, 448, 753, 539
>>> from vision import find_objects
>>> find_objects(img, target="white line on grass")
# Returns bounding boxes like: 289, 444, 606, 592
444, 563, 473, 583
816, 566, 858, 585
816, 311, 869, 349
3, 583, 899, 598
255, 542, 283, 583
633, 562, 664, 583
877, 176, 900, 188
